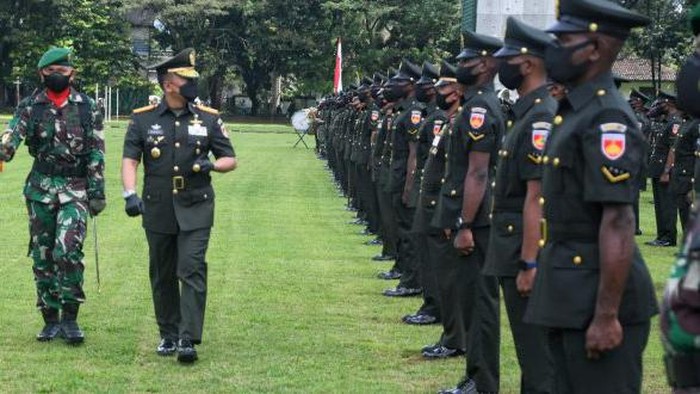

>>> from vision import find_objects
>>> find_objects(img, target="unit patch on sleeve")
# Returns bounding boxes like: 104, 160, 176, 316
411, 110, 422, 125
469, 107, 487, 130
600, 123, 627, 160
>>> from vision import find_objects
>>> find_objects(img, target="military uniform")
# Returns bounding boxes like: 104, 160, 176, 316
0, 47, 105, 343
435, 32, 504, 394
484, 18, 556, 393
648, 94, 682, 246
524, 3, 658, 392
671, 118, 698, 236
122, 49, 235, 361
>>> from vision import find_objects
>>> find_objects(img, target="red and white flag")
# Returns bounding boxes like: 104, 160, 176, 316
333, 38, 343, 94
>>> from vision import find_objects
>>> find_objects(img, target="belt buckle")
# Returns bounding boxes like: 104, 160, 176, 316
173, 176, 185, 190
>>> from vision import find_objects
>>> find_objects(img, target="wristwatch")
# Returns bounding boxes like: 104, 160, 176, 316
122, 189, 136, 199
456, 217, 473, 230
518, 259, 538, 271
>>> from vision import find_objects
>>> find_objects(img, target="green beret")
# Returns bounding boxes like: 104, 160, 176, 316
691, 3, 700, 36
37, 47, 73, 69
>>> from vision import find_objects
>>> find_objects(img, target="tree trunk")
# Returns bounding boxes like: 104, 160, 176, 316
208, 66, 226, 109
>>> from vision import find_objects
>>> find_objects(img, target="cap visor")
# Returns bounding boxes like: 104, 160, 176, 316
435, 78, 457, 88
456, 49, 480, 60
545, 20, 587, 35
493, 47, 520, 58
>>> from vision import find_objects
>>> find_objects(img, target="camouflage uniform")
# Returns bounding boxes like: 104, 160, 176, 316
0, 89, 105, 311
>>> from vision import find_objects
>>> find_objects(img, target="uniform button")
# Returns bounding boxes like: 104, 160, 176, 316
174, 166, 179, 172
489, 213, 493, 220
534, 98, 542, 104
203, 194, 208, 199
173, 189, 178, 195
441, 178, 445, 184
538, 239, 546, 248
196, 148, 201, 155
491, 181, 496, 188
421, 169, 425, 174
445, 153, 449, 159
507, 120, 513, 128
539, 197, 545, 206
543, 156, 550, 164
553, 158, 560, 167
146, 195, 151, 200
554, 115, 563, 125
503, 150, 509, 157
197, 141, 202, 146
450, 190, 457, 196
175, 121, 180, 126
596, 89, 606, 97
573, 256, 583, 265
175, 142, 181, 148
507, 225, 514, 232
431, 200, 436, 206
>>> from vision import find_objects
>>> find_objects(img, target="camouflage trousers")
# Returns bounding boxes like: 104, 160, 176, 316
26, 199, 87, 310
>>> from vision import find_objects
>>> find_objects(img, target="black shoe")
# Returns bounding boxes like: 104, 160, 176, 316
644, 239, 661, 246
383, 287, 422, 297
61, 304, 84, 344
359, 228, 374, 236
422, 345, 465, 359
646, 239, 676, 247
365, 238, 383, 246
377, 270, 402, 280
348, 218, 364, 225
156, 338, 177, 356
403, 313, 438, 325
635, 229, 643, 236
177, 339, 198, 363
438, 378, 477, 394
36, 308, 61, 342
372, 254, 396, 262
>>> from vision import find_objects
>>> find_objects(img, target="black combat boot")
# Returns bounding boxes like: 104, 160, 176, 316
177, 339, 198, 363
60, 303, 85, 344
36, 308, 61, 341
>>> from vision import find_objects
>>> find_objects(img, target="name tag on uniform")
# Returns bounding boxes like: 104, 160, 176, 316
188, 125, 207, 136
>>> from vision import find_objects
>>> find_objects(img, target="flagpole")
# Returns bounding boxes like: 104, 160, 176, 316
334, 37, 343, 94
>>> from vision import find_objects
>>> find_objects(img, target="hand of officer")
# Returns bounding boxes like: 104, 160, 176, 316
88, 199, 106, 217
659, 172, 670, 184
193, 159, 215, 174
585, 314, 623, 359
125, 194, 145, 217
516, 268, 537, 297
401, 189, 410, 206
453, 228, 475, 256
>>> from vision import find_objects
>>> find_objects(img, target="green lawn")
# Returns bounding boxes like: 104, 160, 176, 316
0, 121, 673, 393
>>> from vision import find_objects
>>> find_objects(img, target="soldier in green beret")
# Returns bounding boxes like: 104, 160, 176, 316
0, 46, 106, 344
121, 48, 237, 363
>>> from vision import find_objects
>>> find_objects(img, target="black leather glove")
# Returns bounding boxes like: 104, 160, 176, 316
193, 159, 215, 174
124, 194, 145, 217
88, 199, 106, 217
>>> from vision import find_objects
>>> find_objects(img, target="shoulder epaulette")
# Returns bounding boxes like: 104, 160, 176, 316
195, 104, 219, 115
133, 104, 157, 114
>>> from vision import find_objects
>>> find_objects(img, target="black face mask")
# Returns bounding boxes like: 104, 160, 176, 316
44, 72, 71, 93
456, 65, 479, 86
382, 86, 401, 102
436, 92, 454, 111
179, 79, 199, 102
498, 61, 524, 90
415, 86, 433, 103
545, 40, 593, 84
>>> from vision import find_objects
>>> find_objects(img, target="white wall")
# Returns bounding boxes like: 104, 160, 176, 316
476, 0, 557, 36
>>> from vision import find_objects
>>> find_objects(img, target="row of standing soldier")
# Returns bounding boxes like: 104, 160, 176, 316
315, 0, 699, 392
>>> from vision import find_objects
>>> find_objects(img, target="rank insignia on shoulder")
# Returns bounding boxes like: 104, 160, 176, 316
195, 104, 219, 115
601, 132, 626, 160
672, 124, 680, 135
371, 111, 380, 122
410, 110, 422, 125
527, 153, 543, 164
601, 165, 630, 183
133, 104, 156, 114
433, 121, 444, 136
469, 107, 487, 130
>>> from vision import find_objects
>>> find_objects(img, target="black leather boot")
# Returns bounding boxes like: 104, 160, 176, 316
36, 308, 61, 341
61, 303, 85, 344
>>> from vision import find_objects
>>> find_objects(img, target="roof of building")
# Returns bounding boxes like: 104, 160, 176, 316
612, 56, 676, 82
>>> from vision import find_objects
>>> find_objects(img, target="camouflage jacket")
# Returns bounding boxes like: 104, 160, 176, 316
0, 88, 105, 203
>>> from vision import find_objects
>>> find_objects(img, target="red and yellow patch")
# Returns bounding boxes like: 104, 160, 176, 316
469, 107, 487, 130
532, 129, 548, 151
433, 120, 443, 136
601, 133, 626, 160
371, 110, 380, 122
672, 124, 680, 135
411, 110, 422, 125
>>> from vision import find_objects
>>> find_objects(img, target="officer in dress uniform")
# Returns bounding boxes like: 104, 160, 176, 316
484, 17, 557, 393
121, 48, 237, 363
647, 91, 683, 247
629, 89, 651, 235
437, 30, 504, 393
522, 1, 659, 392
382, 60, 426, 297
671, 115, 698, 238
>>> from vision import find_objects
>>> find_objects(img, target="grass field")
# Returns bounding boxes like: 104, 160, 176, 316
0, 121, 676, 393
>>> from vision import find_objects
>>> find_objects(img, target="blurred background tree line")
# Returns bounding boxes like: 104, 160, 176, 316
0, 0, 694, 116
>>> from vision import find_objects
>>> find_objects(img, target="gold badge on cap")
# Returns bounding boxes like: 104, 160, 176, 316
151, 147, 161, 159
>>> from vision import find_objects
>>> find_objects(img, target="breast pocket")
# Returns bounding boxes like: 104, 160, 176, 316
65, 112, 86, 155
